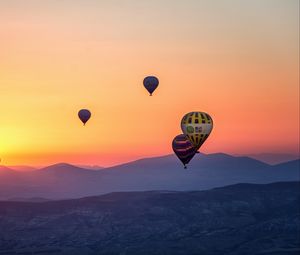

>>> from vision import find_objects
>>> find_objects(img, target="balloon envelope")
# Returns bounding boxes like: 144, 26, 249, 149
143, 76, 159, 96
172, 134, 197, 168
78, 109, 91, 125
181, 112, 213, 151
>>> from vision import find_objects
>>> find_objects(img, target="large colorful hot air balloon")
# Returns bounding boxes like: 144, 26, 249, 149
172, 134, 197, 169
181, 112, 213, 152
143, 76, 159, 96
78, 109, 91, 126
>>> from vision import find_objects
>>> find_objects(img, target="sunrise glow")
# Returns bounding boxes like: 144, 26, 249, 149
0, 0, 299, 166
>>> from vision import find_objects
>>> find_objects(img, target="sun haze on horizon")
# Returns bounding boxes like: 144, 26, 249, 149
0, 0, 299, 167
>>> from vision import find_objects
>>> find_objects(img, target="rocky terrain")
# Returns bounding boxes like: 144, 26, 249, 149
0, 181, 299, 254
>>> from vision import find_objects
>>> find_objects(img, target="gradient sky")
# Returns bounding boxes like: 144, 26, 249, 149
0, 0, 299, 166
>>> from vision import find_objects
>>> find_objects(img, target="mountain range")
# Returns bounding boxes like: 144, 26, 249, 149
0, 181, 299, 255
236, 153, 300, 165
0, 153, 299, 200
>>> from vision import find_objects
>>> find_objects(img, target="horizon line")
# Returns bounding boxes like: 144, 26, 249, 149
1, 152, 299, 171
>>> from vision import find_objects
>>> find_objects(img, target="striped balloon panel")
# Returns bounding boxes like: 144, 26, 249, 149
181, 111, 212, 125
172, 134, 197, 166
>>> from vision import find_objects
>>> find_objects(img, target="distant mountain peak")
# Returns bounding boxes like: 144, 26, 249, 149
0, 165, 13, 171
39, 163, 92, 173
5, 165, 37, 172
0, 165, 17, 173
50, 162, 76, 167
237, 153, 300, 165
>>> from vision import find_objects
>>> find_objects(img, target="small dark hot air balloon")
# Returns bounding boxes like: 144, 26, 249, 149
172, 134, 197, 169
143, 76, 159, 96
78, 109, 91, 126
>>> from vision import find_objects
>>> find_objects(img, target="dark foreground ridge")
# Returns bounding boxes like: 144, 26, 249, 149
0, 181, 299, 255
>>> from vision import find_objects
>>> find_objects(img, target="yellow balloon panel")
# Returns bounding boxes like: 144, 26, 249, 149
181, 112, 213, 149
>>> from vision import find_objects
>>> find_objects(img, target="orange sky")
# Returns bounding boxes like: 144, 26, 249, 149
0, 0, 299, 166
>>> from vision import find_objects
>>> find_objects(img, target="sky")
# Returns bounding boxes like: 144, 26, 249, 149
0, 0, 299, 167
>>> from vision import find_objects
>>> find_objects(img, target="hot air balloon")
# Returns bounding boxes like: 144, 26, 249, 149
143, 76, 159, 96
78, 109, 91, 126
172, 134, 197, 169
181, 112, 213, 152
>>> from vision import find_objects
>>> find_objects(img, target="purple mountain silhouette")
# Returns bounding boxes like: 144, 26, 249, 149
0, 153, 299, 200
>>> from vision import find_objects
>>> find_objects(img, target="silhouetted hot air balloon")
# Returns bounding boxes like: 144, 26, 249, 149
181, 112, 213, 152
78, 109, 91, 126
143, 76, 159, 96
172, 134, 197, 169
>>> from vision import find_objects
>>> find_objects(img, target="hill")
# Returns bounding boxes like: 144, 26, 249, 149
0, 153, 299, 200
0, 182, 299, 254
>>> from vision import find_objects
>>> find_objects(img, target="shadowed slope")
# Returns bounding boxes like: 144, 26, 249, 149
0, 182, 299, 255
